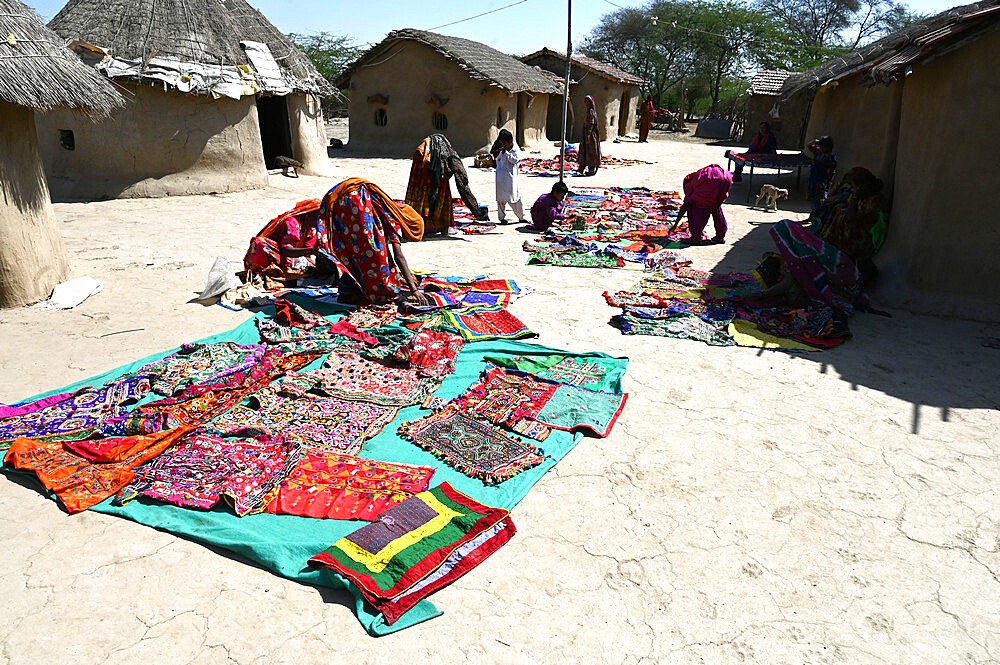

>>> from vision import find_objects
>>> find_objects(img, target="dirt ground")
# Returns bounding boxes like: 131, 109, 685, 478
1, 130, 999, 665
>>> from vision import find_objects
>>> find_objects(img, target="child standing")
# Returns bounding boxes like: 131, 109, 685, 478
807, 136, 837, 212
490, 129, 525, 224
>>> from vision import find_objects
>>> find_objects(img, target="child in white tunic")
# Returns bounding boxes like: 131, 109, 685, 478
491, 129, 525, 224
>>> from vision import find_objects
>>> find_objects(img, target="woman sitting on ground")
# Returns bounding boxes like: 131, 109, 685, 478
320, 178, 428, 306
528, 181, 570, 232
811, 167, 889, 267
732, 122, 777, 182
576, 95, 602, 176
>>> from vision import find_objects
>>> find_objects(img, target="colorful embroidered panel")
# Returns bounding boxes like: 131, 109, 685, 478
398, 408, 547, 484
344, 305, 399, 329
396, 331, 464, 379
537, 356, 618, 391
449, 366, 556, 441
441, 306, 535, 342
3, 427, 189, 514
0, 374, 151, 447
204, 389, 398, 455
533, 384, 628, 438
527, 251, 625, 269
140, 342, 266, 395
615, 312, 735, 346
117, 433, 300, 516
262, 449, 435, 520
465, 279, 520, 293
460, 292, 512, 308
308, 482, 515, 625
276, 351, 439, 406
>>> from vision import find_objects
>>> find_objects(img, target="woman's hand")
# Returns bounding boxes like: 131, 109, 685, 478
410, 288, 431, 307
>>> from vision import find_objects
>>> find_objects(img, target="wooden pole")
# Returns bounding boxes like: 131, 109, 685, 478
559, 0, 572, 183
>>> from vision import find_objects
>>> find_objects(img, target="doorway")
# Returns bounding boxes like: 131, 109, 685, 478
516, 93, 525, 146
618, 91, 629, 136
257, 95, 293, 169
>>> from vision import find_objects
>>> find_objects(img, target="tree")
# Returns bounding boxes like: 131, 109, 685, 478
757, 0, 909, 53
286, 32, 362, 116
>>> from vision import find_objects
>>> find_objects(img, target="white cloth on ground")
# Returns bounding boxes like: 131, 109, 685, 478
34, 277, 104, 310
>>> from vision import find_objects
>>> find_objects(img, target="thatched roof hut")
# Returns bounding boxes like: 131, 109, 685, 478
0, 0, 125, 308
336, 29, 560, 155
779, 0, 1000, 320
742, 70, 805, 147
37, 0, 335, 200
521, 48, 643, 141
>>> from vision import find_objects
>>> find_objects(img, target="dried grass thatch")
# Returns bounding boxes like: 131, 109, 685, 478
336, 28, 561, 95
48, 0, 328, 95
783, 0, 1000, 97
0, 0, 124, 114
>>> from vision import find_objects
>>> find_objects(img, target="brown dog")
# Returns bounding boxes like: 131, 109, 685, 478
754, 184, 789, 211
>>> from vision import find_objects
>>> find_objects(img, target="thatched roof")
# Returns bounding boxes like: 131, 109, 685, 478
748, 70, 797, 96
335, 29, 561, 94
783, 0, 1000, 97
0, 0, 124, 114
522, 48, 645, 85
48, 0, 329, 95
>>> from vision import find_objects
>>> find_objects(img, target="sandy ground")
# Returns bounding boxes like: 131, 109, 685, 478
1, 131, 999, 665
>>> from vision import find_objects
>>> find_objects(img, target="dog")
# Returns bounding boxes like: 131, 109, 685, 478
473, 153, 495, 169
754, 184, 789, 211
274, 155, 303, 178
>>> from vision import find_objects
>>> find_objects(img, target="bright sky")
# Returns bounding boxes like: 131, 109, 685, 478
29, 0, 961, 55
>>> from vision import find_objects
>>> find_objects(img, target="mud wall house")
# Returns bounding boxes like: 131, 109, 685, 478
779, 0, 1000, 321
743, 70, 807, 149
0, 0, 125, 307
335, 29, 560, 156
35, 0, 333, 200
521, 48, 644, 143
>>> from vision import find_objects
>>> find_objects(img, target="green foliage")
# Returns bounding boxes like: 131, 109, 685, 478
286, 32, 362, 116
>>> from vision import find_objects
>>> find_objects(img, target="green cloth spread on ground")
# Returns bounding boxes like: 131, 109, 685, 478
4, 302, 628, 636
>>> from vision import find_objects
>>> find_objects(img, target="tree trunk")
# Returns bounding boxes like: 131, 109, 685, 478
0, 101, 69, 308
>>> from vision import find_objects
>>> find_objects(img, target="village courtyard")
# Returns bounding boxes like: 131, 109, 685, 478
1, 130, 998, 663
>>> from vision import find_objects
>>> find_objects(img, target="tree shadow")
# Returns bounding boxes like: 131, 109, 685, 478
711, 221, 1000, 434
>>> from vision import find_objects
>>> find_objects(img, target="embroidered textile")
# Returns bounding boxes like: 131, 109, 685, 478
537, 356, 618, 391
0, 375, 151, 446
344, 305, 399, 329
399, 291, 463, 313
262, 449, 435, 520
4, 427, 189, 513
602, 291, 670, 308
460, 292, 511, 308
394, 331, 464, 378
117, 433, 300, 516
615, 312, 735, 346
534, 384, 628, 438
140, 342, 266, 395
274, 298, 329, 329
308, 482, 515, 625
441, 306, 535, 342
449, 366, 556, 440
527, 251, 625, 269
398, 409, 547, 484
276, 351, 439, 406
204, 388, 398, 455
465, 279, 520, 293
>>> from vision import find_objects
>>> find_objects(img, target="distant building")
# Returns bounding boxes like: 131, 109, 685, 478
37, 0, 332, 200
779, 0, 1000, 320
521, 48, 644, 142
0, 0, 124, 306
743, 70, 805, 149
336, 29, 561, 155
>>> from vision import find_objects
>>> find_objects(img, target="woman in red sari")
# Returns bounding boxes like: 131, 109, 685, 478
638, 96, 654, 143
576, 95, 602, 176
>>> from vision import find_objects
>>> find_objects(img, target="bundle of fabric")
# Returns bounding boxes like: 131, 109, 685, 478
405, 134, 488, 235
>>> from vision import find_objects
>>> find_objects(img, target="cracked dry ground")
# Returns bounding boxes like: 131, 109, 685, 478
1, 136, 998, 664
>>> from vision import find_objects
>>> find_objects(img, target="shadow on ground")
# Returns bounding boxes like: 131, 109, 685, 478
709, 217, 1000, 434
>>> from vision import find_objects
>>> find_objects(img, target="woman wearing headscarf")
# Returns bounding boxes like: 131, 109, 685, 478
638, 96, 654, 143
576, 95, 602, 176
405, 134, 487, 235
732, 122, 777, 182
319, 178, 427, 306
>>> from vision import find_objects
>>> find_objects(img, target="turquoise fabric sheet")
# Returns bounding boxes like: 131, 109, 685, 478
4, 299, 628, 635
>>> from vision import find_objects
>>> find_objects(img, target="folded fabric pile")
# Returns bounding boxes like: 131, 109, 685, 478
604, 266, 852, 350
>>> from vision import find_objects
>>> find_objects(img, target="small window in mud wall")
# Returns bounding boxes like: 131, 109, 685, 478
496, 106, 503, 127
59, 130, 75, 151
432, 111, 448, 130
374, 108, 388, 126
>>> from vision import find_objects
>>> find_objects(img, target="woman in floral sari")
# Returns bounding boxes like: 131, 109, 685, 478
576, 95, 602, 176
319, 178, 428, 306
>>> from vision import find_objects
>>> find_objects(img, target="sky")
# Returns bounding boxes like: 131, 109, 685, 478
28, 0, 962, 55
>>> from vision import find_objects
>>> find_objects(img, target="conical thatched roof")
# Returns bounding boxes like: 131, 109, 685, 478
336, 29, 561, 94
0, 0, 124, 114
48, 0, 329, 95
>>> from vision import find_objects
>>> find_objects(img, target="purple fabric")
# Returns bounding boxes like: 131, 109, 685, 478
683, 164, 733, 210
0, 392, 78, 419
529, 193, 565, 232
687, 207, 728, 241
